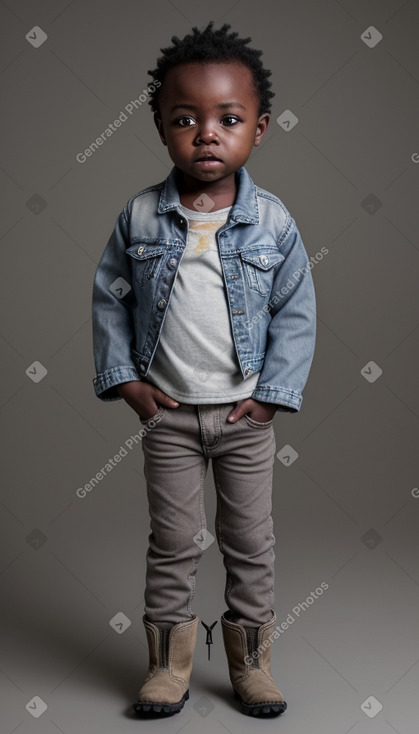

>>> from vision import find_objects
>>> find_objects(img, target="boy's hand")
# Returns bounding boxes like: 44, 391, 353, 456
227, 398, 277, 424
116, 380, 179, 420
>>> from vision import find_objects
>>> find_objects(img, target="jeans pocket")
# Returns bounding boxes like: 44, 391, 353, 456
139, 406, 166, 425
243, 413, 274, 429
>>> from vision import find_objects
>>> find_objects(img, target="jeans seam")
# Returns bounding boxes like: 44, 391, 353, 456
198, 404, 222, 451
213, 464, 234, 608
186, 459, 207, 615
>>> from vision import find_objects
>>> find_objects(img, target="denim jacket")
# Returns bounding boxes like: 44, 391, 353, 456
92, 165, 316, 412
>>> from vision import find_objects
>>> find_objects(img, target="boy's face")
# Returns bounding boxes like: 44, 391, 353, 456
154, 61, 270, 191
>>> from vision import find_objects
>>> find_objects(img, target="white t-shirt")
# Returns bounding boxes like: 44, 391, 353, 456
146, 203, 260, 403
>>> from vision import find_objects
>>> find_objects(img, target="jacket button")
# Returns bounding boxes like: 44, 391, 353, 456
168, 257, 178, 268
259, 255, 269, 266
139, 364, 146, 372
244, 367, 252, 376
178, 217, 186, 227
157, 298, 167, 310
137, 245, 145, 255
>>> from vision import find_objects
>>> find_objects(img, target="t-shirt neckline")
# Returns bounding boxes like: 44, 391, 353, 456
178, 203, 232, 219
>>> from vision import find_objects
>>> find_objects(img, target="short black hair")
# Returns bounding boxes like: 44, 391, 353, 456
147, 21, 275, 119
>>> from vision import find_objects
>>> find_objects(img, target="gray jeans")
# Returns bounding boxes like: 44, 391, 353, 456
139, 401, 277, 627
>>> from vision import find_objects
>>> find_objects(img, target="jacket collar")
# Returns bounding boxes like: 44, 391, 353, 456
157, 164, 260, 224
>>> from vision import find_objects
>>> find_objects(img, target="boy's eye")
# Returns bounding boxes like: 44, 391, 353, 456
175, 115, 241, 127
176, 116, 196, 127
222, 115, 240, 126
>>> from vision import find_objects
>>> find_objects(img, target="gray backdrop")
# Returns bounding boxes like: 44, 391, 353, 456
1, 1, 418, 732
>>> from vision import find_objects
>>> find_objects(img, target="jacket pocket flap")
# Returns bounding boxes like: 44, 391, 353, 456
240, 249, 285, 270
126, 244, 167, 261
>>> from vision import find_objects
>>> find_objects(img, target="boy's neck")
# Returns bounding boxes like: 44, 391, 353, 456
177, 170, 237, 211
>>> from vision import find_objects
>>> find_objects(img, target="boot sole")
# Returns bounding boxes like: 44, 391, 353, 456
233, 689, 287, 717
133, 689, 189, 715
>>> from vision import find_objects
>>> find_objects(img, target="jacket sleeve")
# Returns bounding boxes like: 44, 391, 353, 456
91, 207, 141, 401
251, 218, 317, 412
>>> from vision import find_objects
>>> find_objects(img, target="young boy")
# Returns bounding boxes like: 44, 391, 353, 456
92, 21, 316, 717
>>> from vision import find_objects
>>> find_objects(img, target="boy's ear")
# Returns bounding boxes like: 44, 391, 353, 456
154, 113, 167, 146
254, 113, 270, 146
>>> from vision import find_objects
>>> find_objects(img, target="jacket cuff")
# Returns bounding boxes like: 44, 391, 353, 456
251, 386, 302, 412
93, 366, 141, 402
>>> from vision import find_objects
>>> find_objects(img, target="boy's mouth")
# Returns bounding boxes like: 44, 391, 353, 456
195, 151, 222, 162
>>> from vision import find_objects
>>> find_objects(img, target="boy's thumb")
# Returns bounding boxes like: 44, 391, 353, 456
159, 391, 179, 408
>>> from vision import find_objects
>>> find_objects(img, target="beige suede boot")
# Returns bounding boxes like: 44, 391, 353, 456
221, 610, 287, 716
133, 615, 199, 715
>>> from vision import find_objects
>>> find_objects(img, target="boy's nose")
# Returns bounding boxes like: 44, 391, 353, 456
195, 126, 218, 144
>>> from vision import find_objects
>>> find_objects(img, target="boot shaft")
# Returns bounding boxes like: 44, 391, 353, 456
143, 615, 199, 681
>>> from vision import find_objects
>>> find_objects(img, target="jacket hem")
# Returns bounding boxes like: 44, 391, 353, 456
251, 386, 302, 412
93, 366, 141, 402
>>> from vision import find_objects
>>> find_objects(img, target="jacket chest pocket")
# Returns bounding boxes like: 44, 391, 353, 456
126, 243, 167, 286
240, 248, 285, 296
